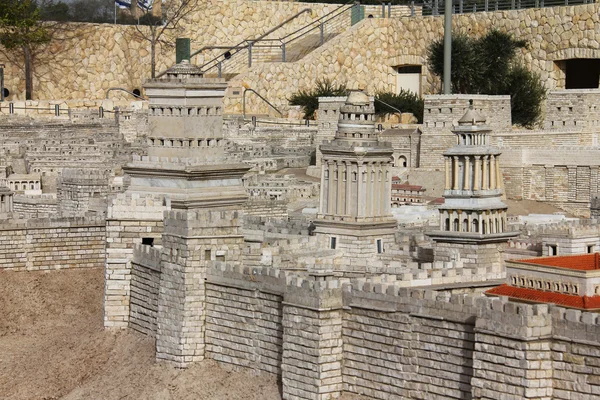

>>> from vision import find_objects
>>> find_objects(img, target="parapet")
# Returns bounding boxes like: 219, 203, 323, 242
106, 192, 170, 220
475, 296, 552, 339
132, 244, 162, 272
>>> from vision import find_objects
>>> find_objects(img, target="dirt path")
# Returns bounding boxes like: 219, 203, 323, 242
0, 268, 281, 400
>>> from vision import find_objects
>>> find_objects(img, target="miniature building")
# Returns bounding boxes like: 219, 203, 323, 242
391, 178, 425, 206
427, 101, 517, 268
487, 253, 600, 310
0, 186, 13, 214
313, 90, 396, 256
6, 173, 41, 195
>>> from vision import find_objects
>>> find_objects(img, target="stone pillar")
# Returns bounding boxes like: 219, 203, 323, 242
490, 155, 496, 190
474, 156, 481, 191
482, 156, 489, 190
282, 280, 343, 400
464, 156, 471, 191
452, 157, 459, 190
345, 162, 352, 216
357, 163, 365, 218
337, 162, 345, 215
320, 162, 327, 214
366, 163, 373, 217
444, 157, 451, 190
495, 156, 502, 190
472, 298, 553, 400
327, 163, 335, 215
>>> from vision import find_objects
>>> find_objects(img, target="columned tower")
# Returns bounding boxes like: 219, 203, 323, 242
313, 91, 396, 259
428, 102, 517, 268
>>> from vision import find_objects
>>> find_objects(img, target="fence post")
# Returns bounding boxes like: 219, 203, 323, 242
251, 115, 257, 128
459, 0, 463, 13
305, 119, 310, 127
282, 42, 286, 62
485, 0, 489, 11
320, 22, 325, 45
382, 3, 385, 17
411, 1, 415, 16
495, 0, 499, 10
9, 102, 14, 114
217, 61, 222, 78
388, 2, 391, 17
433, 0, 439, 15
511, 0, 515, 9
99, 106, 104, 118
0, 64, 4, 102
54, 104, 60, 117
541, 0, 544, 7
248, 42, 253, 68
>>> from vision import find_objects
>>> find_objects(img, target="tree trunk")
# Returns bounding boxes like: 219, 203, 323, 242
151, 40, 156, 78
23, 46, 33, 100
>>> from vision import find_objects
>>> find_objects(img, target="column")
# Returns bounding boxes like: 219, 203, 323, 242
474, 156, 481, 191
319, 163, 327, 214
337, 163, 345, 215
490, 155, 496, 190
366, 163, 373, 217
346, 162, 353, 216
458, 210, 463, 232
328, 163, 335, 215
357, 163, 365, 218
478, 213, 483, 234
373, 163, 380, 217
482, 156, 489, 190
464, 156, 471, 191
495, 156, 502, 190
467, 212, 472, 233
453, 157, 459, 190
445, 157, 451, 190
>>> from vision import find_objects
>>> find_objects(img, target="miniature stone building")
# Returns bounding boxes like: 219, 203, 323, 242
313, 90, 397, 257
428, 102, 517, 268
488, 253, 600, 309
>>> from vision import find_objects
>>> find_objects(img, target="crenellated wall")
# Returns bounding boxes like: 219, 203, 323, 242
121, 260, 600, 399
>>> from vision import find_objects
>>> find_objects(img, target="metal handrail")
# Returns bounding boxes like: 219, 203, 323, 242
374, 98, 403, 115
243, 88, 283, 119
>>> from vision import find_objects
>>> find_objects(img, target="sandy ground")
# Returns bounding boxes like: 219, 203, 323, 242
0, 268, 282, 400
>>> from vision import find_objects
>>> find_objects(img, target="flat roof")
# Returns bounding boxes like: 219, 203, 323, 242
515, 253, 600, 271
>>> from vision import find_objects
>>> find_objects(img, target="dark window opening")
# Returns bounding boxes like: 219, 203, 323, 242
396, 65, 422, 74
330, 237, 337, 249
205, 249, 211, 260
132, 88, 141, 97
216, 254, 225, 262
142, 237, 154, 247
564, 59, 600, 89
588, 245, 595, 254
377, 239, 383, 254
548, 245, 558, 256
3, 88, 9, 98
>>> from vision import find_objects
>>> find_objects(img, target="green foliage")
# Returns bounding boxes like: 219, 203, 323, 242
374, 90, 424, 123
0, 0, 51, 50
289, 78, 348, 120
427, 29, 545, 127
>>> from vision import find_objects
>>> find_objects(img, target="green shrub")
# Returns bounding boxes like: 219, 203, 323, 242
427, 29, 546, 128
375, 90, 424, 123
288, 78, 348, 120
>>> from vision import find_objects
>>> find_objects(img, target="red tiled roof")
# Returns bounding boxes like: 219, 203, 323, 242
487, 284, 600, 309
516, 253, 600, 271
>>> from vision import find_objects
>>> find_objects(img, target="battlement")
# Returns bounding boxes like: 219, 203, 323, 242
475, 296, 552, 339
163, 209, 243, 237
0, 215, 104, 231
107, 193, 170, 220
59, 168, 112, 185
132, 244, 162, 272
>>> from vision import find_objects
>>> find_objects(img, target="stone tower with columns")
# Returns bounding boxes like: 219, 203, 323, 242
428, 102, 517, 269
313, 90, 396, 263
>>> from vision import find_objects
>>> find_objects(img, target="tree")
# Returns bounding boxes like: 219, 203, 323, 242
427, 30, 545, 128
131, 0, 198, 78
0, 0, 53, 100
289, 78, 348, 120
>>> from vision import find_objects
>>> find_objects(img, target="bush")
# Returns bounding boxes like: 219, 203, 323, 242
427, 30, 546, 128
375, 90, 424, 123
288, 78, 348, 120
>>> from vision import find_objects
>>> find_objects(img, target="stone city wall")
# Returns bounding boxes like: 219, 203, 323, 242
132, 262, 600, 400
12, 194, 58, 219
0, 217, 105, 271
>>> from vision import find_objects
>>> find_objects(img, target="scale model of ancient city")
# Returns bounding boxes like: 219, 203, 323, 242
5, 0, 600, 399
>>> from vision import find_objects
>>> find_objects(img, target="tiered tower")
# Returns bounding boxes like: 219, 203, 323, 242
428, 102, 517, 268
123, 60, 249, 209
313, 91, 396, 258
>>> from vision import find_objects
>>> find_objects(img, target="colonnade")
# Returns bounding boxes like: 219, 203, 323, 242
444, 154, 502, 192
320, 160, 391, 219
439, 209, 508, 234
8, 180, 40, 191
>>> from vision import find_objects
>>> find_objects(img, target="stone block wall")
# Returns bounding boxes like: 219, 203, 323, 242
104, 193, 169, 329
13, 195, 58, 218
420, 95, 511, 169
0, 217, 105, 271
129, 244, 162, 337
